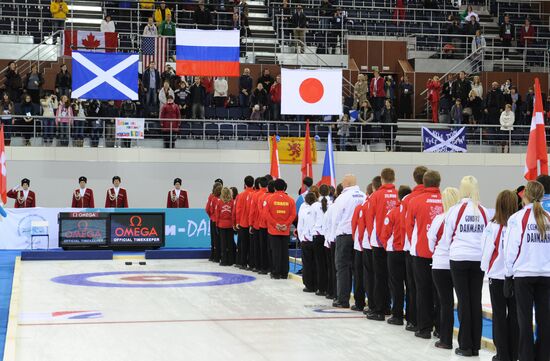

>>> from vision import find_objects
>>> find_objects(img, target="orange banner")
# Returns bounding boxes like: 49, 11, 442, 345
273, 137, 317, 165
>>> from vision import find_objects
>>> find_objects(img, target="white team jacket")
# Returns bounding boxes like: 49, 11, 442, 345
480, 221, 507, 280
297, 203, 315, 243
428, 213, 449, 270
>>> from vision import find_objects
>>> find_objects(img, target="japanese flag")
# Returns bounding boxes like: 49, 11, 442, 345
281, 68, 342, 115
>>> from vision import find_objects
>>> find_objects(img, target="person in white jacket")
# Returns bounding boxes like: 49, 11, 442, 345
310, 184, 333, 297
428, 187, 460, 350
100, 14, 116, 33
158, 81, 174, 109
298, 192, 318, 293
480, 190, 519, 361
499, 104, 515, 153
442, 175, 489, 357
213, 77, 228, 107
504, 181, 550, 361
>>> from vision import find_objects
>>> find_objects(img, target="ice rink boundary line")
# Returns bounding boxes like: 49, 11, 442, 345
2, 257, 20, 361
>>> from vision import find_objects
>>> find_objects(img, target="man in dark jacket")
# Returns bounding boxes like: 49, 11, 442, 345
291, 5, 307, 53
251, 83, 268, 111
239, 68, 253, 109
5, 61, 23, 103
499, 15, 515, 58
484, 82, 505, 127
189, 76, 206, 119
257, 68, 274, 93
451, 71, 471, 104
55, 64, 71, 99
101, 100, 120, 147
143, 62, 161, 114
194, 0, 212, 29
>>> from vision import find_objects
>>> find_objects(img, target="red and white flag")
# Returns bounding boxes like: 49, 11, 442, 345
281, 68, 342, 115
301, 120, 313, 193
524, 77, 548, 180
63, 30, 118, 56
142, 36, 167, 72
269, 135, 280, 179
0, 125, 7, 204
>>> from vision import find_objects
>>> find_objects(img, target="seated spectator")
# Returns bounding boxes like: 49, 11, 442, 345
194, 0, 212, 29
250, 104, 264, 121
270, 75, 282, 121
466, 89, 483, 124
24, 64, 43, 104
100, 14, 116, 33
499, 103, 515, 152
189, 76, 206, 119
143, 17, 158, 36
159, 81, 175, 109
55, 64, 71, 98
450, 98, 463, 125
250, 83, 268, 113
175, 80, 190, 118
214, 77, 228, 107
499, 15, 515, 58
50, 0, 68, 35
471, 75, 483, 99
154, 1, 172, 26
55, 95, 73, 147
519, 18, 535, 47
160, 95, 180, 149
40, 93, 57, 145
17, 94, 36, 143
337, 112, 351, 150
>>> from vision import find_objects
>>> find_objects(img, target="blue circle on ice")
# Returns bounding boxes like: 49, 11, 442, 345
51, 271, 256, 288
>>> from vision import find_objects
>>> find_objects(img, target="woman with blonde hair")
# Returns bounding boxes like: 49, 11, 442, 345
427, 75, 441, 123
504, 181, 550, 361
481, 190, 518, 361
428, 187, 460, 350
216, 187, 236, 266
443, 175, 488, 356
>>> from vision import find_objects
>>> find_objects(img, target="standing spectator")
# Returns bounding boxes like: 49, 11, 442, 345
55, 64, 71, 98
55, 95, 73, 146
519, 18, 535, 47
71, 99, 87, 147
232, 11, 250, 38
175, 80, 190, 118
509, 87, 522, 125
354, 74, 369, 110
471, 30, 486, 73
393, 0, 406, 25
86, 100, 102, 147
143, 62, 161, 114
239, 68, 253, 110
466, 90, 483, 125
1, 93, 14, 143
250, 83, 268, 112
201, 76, 214, 107
471, 75, 483, 99
370, 70, 386, 119
161, 64, 177, 90
214, 77, 228, 107
465, 16, 480, 36
446, 17, 463, 56
258, 69, 274, 93
100, 100, 119, 147
154, 1, 172, 26
461, 5, 478, 23
485, 82, 505, 139
17, 94, 36, 143
119, 100, 135, 148
452, 71, 471, 104
160, 95, 181, 148
499, 15, 515, 59
143, 17, 158, 36
524, 86, 535, 121
380, 99, 397, 149
291, 5, 307, 53
427, 75, 441, 123
159, 12, 176, 56
399, 75, 413, 118
194, 0, 212, 29
139, 0, 155, 21
499, 104, 515, 153
5, 62, 23, 103
40, 93, 57, 145
49, 0, 68, 35
337, 112, 350, 151
158, 81, 175, 109
384, 75, 396, 104
100, 14, 116, 33
319, 0, 334, 29
270, 74, 282, 121
24, 64, 43, 104
450, 98, 463, 125
501, 78, 513, 95
189, 76, 206, 119
329, 8, 346, 53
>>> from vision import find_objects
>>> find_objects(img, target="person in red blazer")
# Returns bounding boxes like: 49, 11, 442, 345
167, 178, 189, 208
72, 176, 95, 208
7, 178, 36, 208
370, 70, 386, 113
104, 176, 128, 208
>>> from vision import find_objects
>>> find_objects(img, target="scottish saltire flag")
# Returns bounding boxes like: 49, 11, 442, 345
422, 127, 467, 153
176, 29, 240, 77
72, 51, 139, 100
319, 130, 336, 187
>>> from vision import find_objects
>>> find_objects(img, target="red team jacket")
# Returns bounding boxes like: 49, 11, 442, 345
401, 184, 425, 248
257, 190, 272, 229
380, 202, 404, 251
167, 189, 189, 208
264, 191, 296, 236
365, 184, 398, 248
7, 189, 36, 208
352, 199, 369, 248
104, 188, 128, 208
406, 187, 443, 258
235, 187, 254, 228
248, 187, 267, 230
216, 200, 236, 229
71, 188, 95, 208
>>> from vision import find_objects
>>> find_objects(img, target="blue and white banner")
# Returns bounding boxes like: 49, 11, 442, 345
72, 51, 139, 100
422, 127, 467, 153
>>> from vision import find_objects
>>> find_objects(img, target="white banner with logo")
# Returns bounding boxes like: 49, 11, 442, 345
115, 118, 145, 139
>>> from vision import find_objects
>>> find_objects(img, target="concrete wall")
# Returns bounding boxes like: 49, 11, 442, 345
3, 147, 530, 209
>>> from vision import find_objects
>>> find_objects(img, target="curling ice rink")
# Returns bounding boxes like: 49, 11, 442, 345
10, 259, 496, 361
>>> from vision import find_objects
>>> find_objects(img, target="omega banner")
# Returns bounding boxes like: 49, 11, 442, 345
0, 208, 211, 250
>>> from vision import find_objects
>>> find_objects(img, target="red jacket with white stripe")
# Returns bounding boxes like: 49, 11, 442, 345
380, 201, 403, 251
401, 184, 425, 251
352, 200, 368, 251
216, 200, 236, 229
406, 187, 443, 259
365, 184, 398, 248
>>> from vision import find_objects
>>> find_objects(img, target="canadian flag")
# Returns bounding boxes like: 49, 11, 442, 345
281, 68, 342, 115
63, 30, 118, 56
524, 77, 548, 180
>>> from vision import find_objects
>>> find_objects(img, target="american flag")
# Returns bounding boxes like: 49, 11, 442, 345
141, 36, 167, 72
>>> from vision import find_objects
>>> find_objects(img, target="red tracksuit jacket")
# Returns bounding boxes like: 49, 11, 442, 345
216, 200, 236, 229
235, 187, 253, 228
365, 184, 398, 248
380, 202, 404, 251
406, 187, 443, 258
265, 191, 296, 236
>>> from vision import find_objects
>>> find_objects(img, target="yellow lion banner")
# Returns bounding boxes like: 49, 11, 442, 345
275, 137, 317, 165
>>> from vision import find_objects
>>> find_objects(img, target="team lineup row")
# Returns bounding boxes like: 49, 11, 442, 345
205, 169, 550, 361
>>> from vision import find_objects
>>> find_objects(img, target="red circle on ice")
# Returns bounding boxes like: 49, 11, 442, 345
299, 78, 324, 103
120, 275, 189, 282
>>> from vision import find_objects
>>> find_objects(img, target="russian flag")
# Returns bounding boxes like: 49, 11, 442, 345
176, 29, 240, 77
319, 130, 336, 187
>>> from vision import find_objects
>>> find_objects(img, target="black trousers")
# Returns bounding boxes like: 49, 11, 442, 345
363, 248, 376, 310
218, 227, 234, 266
327, 243, 337, 298
405, 252, 417, 326
209, 220, 216, 261
514, 277, 550, 361
259, 228, 270, 272
450, 260, 484, 352
301, 241, 316, 290
249, 228, 259, 269
237, 226, 250, 267
433, 268, 454, 347
353, 250, 366, 308
254, 228, 262, 270
489, 278, 518, 361
269, 234, 289, 278
388, 251, 406, 318
215, 227, 222, 263
313, 235, 328, 293
335, 234, 354, 305
372, 247, 390, 314
413, 256, 435, 333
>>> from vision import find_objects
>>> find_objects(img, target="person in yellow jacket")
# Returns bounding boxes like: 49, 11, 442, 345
50, 0, 68, 39
154, 1, 172, 26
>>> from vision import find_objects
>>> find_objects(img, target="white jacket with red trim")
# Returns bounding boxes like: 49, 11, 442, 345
297, 203, 315, 242
322, 204, 337, 247
480, 221, 507, 280
504, 204, 550, 277
427, 214, 448, 270
443, 198, 489, 262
